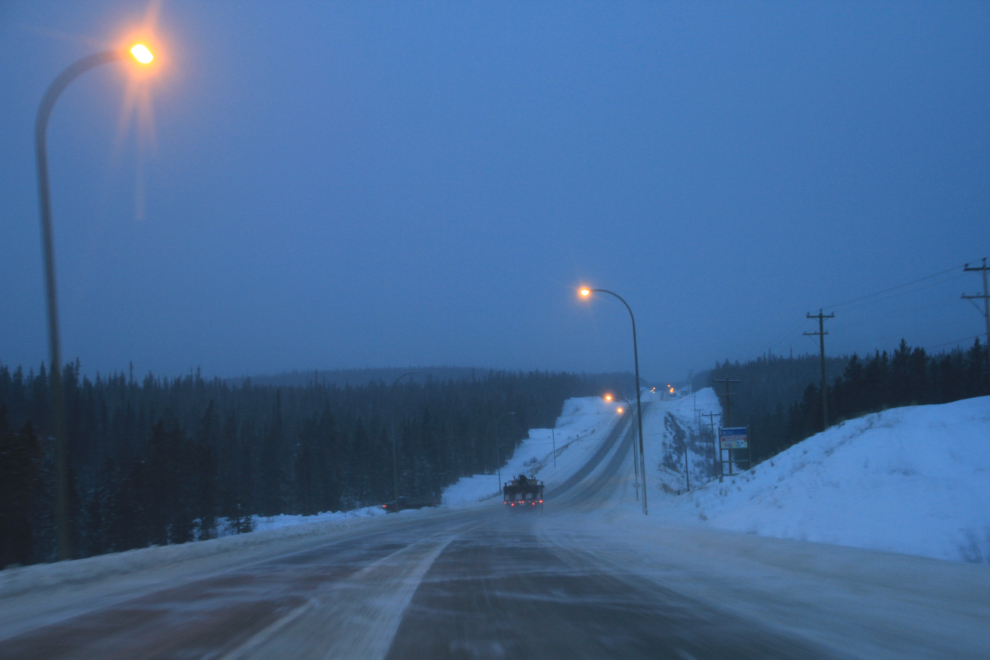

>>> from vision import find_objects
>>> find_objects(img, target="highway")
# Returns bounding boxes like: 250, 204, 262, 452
1, 412, 987, 659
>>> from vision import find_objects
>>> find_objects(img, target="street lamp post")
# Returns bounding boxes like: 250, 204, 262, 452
494, 411, 516, 493
580, 287, 648, 515
606, 393, 640, 502
390, 371, 421, 503
35, 45, 155, 561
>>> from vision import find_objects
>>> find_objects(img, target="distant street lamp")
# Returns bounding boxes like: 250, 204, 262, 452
605, 392, 640, 502
580, 286, 648, 515
493, 411, 516, 491
390, 371, 421, 503
35, 44, 156, 560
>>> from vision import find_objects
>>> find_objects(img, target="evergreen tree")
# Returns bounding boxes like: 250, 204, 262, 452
258, 392, 286, 516
0, 415, 42, 568
0, 361, 622, 567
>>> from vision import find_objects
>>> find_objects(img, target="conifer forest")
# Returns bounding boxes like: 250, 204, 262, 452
699, 339, 989, 463
0, 365, 624, 569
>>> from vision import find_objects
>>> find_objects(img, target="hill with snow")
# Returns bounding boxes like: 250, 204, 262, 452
442, 396, 623, 505
440, 388, 990, 563
653, 395, 990, 563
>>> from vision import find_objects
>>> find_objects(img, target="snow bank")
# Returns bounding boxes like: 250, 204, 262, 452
442, 396, 620, 506
0, 505, 403, 599
218, 505, 385, 536
656, 396, 990, 562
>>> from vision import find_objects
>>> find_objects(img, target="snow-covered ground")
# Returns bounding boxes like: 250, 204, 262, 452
649, 395, 990, 563
639, 387, 723, 494
216, 505, 386, 538
5, 389, 986, 603
446, 387, 990, 564
194, 391, 990, 565
442, 396, 623, 505
0, 505, 415, 599
2, 390, 988, 660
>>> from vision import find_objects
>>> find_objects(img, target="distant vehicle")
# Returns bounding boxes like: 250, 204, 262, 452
503, 475, 544, 510
381, 494, 441, 513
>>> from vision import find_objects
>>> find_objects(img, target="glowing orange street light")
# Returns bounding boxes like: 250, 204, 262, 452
616, 407, 624, 415
604, 393, 613, 402
36, 42, 158, 560
130, 44, 154, 64
579, 287, 591, 298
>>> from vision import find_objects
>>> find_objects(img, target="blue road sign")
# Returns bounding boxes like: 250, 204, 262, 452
719, 426, 748, 449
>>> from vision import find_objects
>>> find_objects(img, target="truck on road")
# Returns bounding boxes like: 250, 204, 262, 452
503, 475, 544, 510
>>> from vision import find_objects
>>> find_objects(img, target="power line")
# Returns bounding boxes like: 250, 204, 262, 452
822, 263, 965, 312
850, 297, 957, 323
924, 334, 983, 351
731, 260, 980, 371
829, 272, 966, 314
766, 316, 808, 352
766, 275, 964, 357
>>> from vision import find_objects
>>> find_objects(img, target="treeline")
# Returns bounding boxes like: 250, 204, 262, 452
701, 339, 988, 463
0, 364, 626, 569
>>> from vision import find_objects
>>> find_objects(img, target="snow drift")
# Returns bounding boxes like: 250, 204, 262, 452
660, 396, 990, 562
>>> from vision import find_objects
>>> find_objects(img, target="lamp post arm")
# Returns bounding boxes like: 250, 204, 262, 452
36, 49, 125, 389
37, 51, 124, 143
35, 49, 124, 561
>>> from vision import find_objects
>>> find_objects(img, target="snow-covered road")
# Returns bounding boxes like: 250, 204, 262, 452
1, 398, 988, 659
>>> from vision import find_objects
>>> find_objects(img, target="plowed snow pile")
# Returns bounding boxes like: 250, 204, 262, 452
665, 396, 990, 562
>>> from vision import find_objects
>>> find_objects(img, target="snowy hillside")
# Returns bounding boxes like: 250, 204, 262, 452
639, 387, 723, 494
652, 396, 990, 563
442, 396, 622, 505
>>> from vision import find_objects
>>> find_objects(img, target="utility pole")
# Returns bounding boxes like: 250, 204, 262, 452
494, 411, 516, 492
684, 438, 691, 491
805, 310, 835, 431
712, 378, 739, 426
701, 411, 721, 481
963, 258, 990, 393
712, 379, 738, 483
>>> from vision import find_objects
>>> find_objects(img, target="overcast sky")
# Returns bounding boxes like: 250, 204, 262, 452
1, 1, 987, 383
